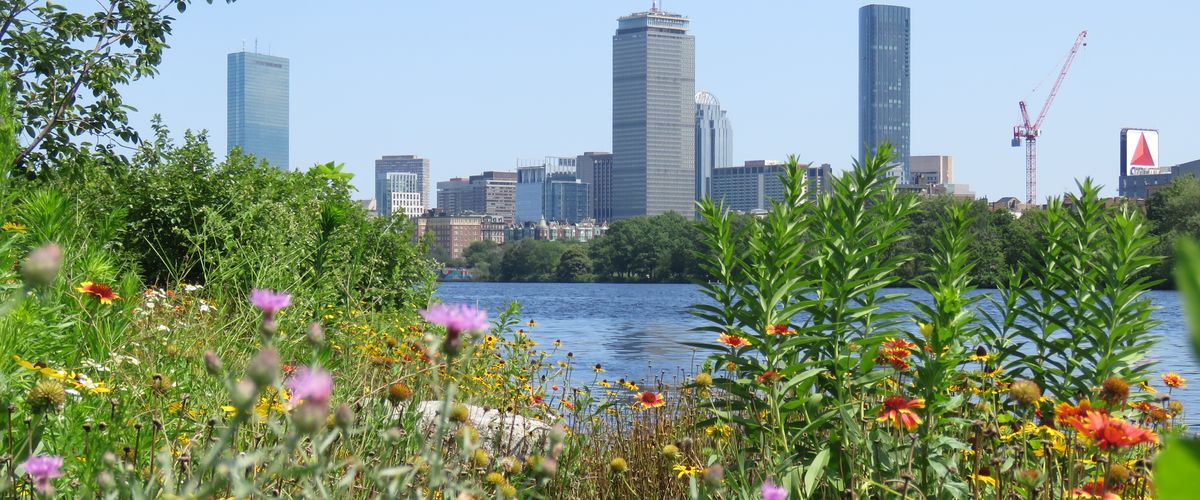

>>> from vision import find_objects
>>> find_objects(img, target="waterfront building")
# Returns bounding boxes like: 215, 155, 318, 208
414, 213, 484, 260
506, 218, 608, 243
1120, 159, 1200, 200
437, 171, 517, 224
375, 155, 430, 216
612, 6, 696, 218
859, 4, 911, 182
695, 91, 733, 201
576, 152, 614, 221
227, 51, 289, 169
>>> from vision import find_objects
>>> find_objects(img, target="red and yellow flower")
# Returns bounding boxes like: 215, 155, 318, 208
76, 281, 121, 304
1065, 410, 1158, 449
764, 324, 796, 336
875, 338, 917, 371
718, 333, 750, 349
637, 391, 665, 409
1162, 372, 1187, 389
877, 396, 924, 432
756, 370, 782, 384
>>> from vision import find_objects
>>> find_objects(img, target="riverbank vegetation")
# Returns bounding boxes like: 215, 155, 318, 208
454, 176, 1200, 289
2, 1, 1197, 496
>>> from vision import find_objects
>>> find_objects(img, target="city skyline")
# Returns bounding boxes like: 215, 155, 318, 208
124, 1, 1200, 203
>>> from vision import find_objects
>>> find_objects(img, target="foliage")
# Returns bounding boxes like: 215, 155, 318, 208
1, 0, 235, 175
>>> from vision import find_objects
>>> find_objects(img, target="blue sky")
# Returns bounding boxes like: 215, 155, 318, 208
121, 0, 1200, 202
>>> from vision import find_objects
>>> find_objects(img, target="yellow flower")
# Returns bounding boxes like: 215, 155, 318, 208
971, 474, 997, 488
705, 423, 732, 442
672, 464, 703, 479
1139, 380, 1157, 395
2, 222, 26, 233
918, 322, 934, 337
221, 405, 237, 415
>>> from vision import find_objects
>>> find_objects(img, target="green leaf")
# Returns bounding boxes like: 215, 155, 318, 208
1176, 238, 1200, 362
1154, 437, 1200, 499
803, 448, 830, 496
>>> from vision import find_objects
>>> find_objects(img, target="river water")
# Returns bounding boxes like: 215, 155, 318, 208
435, 283, 1196, 421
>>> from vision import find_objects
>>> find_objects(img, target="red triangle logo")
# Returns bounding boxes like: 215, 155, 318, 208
1131, 133, 1155, 166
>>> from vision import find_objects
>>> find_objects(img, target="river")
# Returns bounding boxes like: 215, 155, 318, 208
435, 283, 1197, 422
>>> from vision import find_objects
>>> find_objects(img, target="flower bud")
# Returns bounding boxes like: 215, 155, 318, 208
334, 404, 354, 431
704, 464, 724, 488
661, 444, 681, 460
232, 379, 258, 409
260, 317, 279, 340
294, 403, 327, 434
442, 329, 462, 357
608, 457, 628, 474
387, 383, 413, 404
307, 323, 325, 346
96, 470, 116, 490
203, 351, 223, 376
247, 348, 280, 387
20, 243, 62, 289
549, 424, 567, 444
449, 403, 469, 423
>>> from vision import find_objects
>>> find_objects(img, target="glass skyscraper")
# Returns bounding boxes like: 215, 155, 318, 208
858, 4, 910, 182
695, 91, 732, 201
227, 51, 289, 170
612, 7, 696, 218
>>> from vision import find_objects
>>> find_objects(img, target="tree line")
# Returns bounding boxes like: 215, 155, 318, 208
447, 175, 1200, 288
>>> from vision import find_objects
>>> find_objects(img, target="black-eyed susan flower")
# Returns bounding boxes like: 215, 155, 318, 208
77, 281, 120, 304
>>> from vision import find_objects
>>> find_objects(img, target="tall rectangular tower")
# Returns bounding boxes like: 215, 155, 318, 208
227, 51, 289, 170
695, 91, 732, 201
375, 155, 430, 217
858, 4, 910, 182
612, 7, 696, 218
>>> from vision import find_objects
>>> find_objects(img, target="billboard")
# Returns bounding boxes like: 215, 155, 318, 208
1121, 128, 1159, 176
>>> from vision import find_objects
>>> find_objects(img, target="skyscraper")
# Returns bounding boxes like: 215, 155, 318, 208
695, 91, 732, 201
383, 172, 424, 219
612, 6, 696, 218
375, 155, 430, 217
858, 4, 911, 182
228, 51, 289, 170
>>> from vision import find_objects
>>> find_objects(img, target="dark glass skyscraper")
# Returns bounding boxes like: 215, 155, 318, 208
858, 4, 910, 182
612, 7, 696, 218
227, 51, 289, 170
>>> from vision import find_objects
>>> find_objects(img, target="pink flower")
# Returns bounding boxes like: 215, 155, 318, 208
249, 288, 292, 317
419, 303, 489, 333
287, 367, 333, 406
20, 455, 63, 494
761, 480, 787, 500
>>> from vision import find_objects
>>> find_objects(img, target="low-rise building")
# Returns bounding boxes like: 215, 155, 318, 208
710, 161, 833, 211
506, 218, 608, 243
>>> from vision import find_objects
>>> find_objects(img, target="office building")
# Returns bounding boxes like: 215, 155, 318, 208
375, 155, 430, 217
711, 160, 833, 211
695, 91, 732, 201
859, 4, 911, 181
612, 6, 696, 218
516, 157, 589, 224
383, 172, 424, 219
436, 171, 518, 224
227, 51, 289, 169
909, 155, 953, 185
576, 152, 614, 221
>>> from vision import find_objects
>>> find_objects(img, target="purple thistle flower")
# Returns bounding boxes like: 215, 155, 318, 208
250, 288, 292, 317
419, 303, 489, 334
20, 455, 63, 494
761, 480, 787, 500
287, 367, 333, 406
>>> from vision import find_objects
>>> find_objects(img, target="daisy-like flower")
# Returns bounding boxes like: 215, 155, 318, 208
718, 333, 750, 349
77, 281, 120, 304
286, 367, 333, 406
593, 363, 604, 373
672, 464, 703, 479
2, 221, 27, 233
637, 391, 665, 409
764, 324, 796, 336
249, 288, 291, 317
420, 303, 489, 334
877, 396, 925, 432
19, 455, 64, 495
1070, 480, 1120, 500
1162, 372, 1187, 389
1065, 410, 1158, 449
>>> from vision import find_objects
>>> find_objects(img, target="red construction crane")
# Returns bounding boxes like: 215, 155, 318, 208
1012, 30, 1088, 205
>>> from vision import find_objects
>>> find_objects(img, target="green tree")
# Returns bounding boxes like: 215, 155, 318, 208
1, 0, 235, 174
555, 244, 593, 282
1147, 174, 1200, 286
462, 240, 503, 280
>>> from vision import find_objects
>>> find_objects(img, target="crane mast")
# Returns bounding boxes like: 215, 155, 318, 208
1012, 30, 1087, 205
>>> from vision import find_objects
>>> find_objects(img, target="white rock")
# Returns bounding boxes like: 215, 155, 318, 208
401, 401, 551, 457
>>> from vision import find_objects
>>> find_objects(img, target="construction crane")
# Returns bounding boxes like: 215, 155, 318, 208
1012, 30, 1088, 205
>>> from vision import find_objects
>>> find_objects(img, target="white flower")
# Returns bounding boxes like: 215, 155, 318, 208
199, 301, 215, 313
183, 284, 202, 292
156, 324, 170, 332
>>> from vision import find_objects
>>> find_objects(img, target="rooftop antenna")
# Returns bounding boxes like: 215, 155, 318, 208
241, 40, 245, 51
652, 0, 659, 12
254, 38, 258, 54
